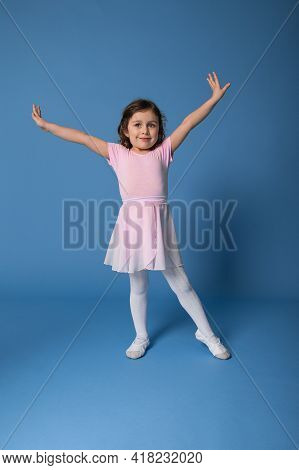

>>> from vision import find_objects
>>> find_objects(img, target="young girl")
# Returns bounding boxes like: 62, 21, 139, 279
32, 71, 231, 361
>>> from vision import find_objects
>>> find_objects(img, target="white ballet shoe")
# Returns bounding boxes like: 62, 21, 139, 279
195, 330, 231, 360
126, 336, 150, 359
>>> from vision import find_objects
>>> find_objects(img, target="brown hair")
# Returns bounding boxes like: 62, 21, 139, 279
117, 98, 167, 150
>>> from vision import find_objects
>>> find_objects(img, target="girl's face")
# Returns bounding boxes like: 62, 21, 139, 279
124, 109, 159, 153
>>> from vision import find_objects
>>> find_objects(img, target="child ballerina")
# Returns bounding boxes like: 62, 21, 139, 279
32, 71, 231, 361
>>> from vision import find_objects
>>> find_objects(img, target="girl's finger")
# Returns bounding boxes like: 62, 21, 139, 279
213, 71, 220, 86
207, 77, 213, 89
208, 73, 215, 87
207, 76, 214, 88
207, 80, 214, 91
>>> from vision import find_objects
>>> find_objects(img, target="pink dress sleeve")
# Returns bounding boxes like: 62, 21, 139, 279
160, 136, 174, 166
106, 142, 120, 172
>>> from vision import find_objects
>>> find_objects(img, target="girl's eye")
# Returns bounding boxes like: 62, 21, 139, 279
134, 123, 156, 127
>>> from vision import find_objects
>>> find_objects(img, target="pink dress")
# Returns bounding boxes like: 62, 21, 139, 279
104, 136, 184, 273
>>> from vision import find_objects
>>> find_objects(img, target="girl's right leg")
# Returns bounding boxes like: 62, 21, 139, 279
126, 269, 151, 360
129, 269, 149, 340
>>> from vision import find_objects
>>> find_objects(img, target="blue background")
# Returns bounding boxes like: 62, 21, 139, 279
0, 0, 298, 451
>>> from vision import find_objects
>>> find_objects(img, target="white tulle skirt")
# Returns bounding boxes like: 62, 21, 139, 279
104, 197, 184, 273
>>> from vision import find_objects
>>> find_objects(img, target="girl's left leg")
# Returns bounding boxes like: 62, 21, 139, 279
161, 266, 215, 339
161, 266, 231, 359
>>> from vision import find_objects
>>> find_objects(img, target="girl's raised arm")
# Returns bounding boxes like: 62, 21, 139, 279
31, 104, 109, 158
169, 71, 231, 154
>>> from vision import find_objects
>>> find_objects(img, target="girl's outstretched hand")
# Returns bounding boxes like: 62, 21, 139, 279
32, 104, 48, 131
207, 72, 231, 102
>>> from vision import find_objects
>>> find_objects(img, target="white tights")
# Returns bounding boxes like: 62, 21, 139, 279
128, 266, 216, 341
